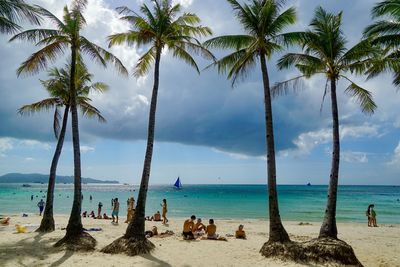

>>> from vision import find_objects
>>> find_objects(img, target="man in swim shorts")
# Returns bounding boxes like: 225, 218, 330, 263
37, 199, 45, 216
182, 215, 196, 239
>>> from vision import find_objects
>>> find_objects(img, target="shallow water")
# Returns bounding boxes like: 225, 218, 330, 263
0, 184, 399, 223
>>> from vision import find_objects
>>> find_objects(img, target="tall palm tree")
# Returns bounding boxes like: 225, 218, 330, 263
204, 0, 296, 247
10, 0, 127, 250
19, 63, 108, 233
273, 7, 377, 240
101, 0, 213, 255
364, 0, 400, 87
0, 0, 41, 34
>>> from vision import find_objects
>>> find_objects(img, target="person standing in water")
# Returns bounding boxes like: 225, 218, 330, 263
112, 198, 119, 223
90, 195, 92, 202
161, 198, 168, 224
37, 199, 45, 216
30, 195, 33, 201
370, 204, 378, 227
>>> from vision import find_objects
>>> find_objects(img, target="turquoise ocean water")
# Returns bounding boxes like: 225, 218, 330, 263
0, 184, 399, 224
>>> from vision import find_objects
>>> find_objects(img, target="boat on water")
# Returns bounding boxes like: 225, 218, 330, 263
22, 184, 31, 187
174, 177, 182, 190
307, 182, 311, 186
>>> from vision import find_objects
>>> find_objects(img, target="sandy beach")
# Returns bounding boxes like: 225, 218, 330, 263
0, 215, 398, 267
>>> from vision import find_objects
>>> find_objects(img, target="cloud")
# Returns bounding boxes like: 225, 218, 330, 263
280, 124, 380, 157
388, 142, 400, 166
342, 151, 368, 163
0, 138, 13, 157
80, 145, 95, 153
0, 0, 399, 159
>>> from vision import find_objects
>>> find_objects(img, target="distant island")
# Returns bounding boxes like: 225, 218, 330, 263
0, 173, 119, 184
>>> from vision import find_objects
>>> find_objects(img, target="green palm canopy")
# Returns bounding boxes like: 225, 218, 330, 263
0, 0, 41, 34
364, 0, 400, 88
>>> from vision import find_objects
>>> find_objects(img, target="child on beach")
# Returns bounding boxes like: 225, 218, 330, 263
235, 224, 246, 239
37, 199, 45, 216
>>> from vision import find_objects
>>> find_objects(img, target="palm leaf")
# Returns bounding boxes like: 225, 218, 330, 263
341, 75, 377, 115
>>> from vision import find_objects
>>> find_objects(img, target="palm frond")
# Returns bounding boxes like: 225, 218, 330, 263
133, 47, 156, 77
271, 75, 306, 98
79, 101, 106, 123
341, 75, 377, 115
171, 45, 200, 73
17, 41, 67, 76
203, 35, 255, 50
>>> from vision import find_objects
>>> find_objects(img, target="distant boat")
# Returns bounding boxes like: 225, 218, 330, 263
173, 177, 182, 190
22, 184, 31, 187
307, 182, 311, 186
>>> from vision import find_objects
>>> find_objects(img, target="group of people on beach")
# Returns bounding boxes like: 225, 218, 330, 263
181, 215, 246, 241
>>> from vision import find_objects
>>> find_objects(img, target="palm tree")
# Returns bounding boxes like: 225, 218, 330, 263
10, 0, 127, 250
19, 63, 108, 233
273, 7, 377, 240
0, 0, 41, 34
204, 0, 296, 248
364, 0, 400, 87
101, 0, 213, 255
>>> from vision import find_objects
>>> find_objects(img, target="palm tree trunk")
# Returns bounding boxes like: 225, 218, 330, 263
319, 78, 340, 239
260, 54, 290, 243
37, 105, 70, 233
65, 46, 84, 237
125, 46, 162, 240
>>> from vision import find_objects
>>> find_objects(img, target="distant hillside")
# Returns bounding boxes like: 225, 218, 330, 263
0, 173, 119, 184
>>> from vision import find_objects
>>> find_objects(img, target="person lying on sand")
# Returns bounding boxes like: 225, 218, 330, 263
103, 213, 112, 220
235, 224, 246, 239
145, 226, 158, 238
182, 215, 196, 240
0, 217, 10, 226
203, 219, 227, 241
193, 218, 206, 236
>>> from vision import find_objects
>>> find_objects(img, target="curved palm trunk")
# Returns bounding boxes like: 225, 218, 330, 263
37, 105, 70, 233
65, 46, 84, 237
260, 54, 290, 243
319, 78, 340, 239
125, 47, 162, 240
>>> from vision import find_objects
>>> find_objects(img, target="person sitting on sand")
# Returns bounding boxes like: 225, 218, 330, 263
82, 211, 88, 217
194, 218, 206, 236
206, 219, 218, 239
90, 211, 96, 218
0, 217, 10, 226
235, 224, 246, 239
182, 215, 196, 240
152, 211, 162, 221
145, 226, 158, 238
103, 213, 111, 219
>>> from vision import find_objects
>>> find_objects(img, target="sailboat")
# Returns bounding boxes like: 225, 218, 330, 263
173, 177, 182, 190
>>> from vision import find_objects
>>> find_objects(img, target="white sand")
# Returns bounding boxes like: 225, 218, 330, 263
0, 214, 399, 267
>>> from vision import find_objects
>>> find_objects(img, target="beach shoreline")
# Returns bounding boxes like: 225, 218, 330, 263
0, 215, 399, 267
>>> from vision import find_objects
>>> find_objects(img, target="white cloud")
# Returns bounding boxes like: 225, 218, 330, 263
24, 157, 34, 161
388, 142, 400, 166
280, 124, 380, 157
342, 151, 368, 163
172, 0, 194, 8
19, 139, 51, 150
80, 145, 95, 153
212, 148, 250, 160
0, 138, 13, 157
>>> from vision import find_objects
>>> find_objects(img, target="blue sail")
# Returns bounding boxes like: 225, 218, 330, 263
174, 177, 182, 189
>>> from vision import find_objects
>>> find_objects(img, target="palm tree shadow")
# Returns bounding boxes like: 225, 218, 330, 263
140, 253, 172, 267
48, 250, 74, 267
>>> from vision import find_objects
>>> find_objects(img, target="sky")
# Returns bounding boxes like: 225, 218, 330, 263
0, 0, 399, 185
